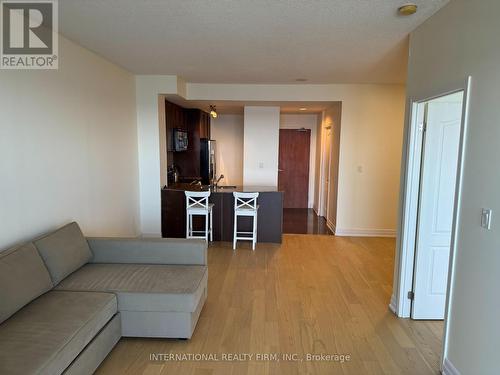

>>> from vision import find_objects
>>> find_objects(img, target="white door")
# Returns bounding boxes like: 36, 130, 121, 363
412, 96, 463, 319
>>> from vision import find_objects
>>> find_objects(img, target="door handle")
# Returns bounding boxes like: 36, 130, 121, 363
278, 169, 284, 172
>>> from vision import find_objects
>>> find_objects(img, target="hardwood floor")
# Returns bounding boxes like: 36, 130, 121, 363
96, 235, 443, 375
283, 208, 333, 235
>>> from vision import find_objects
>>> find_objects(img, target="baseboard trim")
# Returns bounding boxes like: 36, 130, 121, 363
389, 294, 397, 315
442, 357, 460, 375
140, 233, 162, 238
335, 228, 396, 238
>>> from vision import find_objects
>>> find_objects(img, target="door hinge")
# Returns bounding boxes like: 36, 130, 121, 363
419, 121, 427, 132
407, 291, 415, 300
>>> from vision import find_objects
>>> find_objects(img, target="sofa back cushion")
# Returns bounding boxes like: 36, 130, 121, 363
0, 243, 53, 324
34, 222, 92, 285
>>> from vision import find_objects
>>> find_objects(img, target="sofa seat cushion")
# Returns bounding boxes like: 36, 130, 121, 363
55, 263, 208, 313
0, 243, 53, 324
0, 291, 117, 375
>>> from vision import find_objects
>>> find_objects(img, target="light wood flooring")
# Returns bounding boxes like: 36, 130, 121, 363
96, 235, 443, 375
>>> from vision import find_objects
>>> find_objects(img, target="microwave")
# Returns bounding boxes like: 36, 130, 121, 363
173, 128, 188, 151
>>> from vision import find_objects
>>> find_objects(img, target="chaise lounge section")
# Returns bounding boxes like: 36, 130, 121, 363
56, 237, 208, 338
0, 222, 208, 375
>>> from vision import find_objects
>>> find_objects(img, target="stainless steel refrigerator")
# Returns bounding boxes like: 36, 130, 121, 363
200, 139, 216, 185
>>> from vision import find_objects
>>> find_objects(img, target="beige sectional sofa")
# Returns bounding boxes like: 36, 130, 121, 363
0, 222, 208, 375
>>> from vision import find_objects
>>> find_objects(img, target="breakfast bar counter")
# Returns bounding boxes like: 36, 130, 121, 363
161, 184, 283, 243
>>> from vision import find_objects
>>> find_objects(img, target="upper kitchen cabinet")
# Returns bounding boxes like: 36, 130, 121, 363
188, 108, 211, 139
165, 100, 211, 153
165, 99, 212, 179
201, 111, 211, 139
165, 100, 187, 152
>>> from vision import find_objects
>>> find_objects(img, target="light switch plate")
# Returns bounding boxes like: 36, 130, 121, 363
481, 208, 493, 230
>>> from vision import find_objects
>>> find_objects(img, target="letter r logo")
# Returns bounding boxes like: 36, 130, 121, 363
2, 1, 53, 54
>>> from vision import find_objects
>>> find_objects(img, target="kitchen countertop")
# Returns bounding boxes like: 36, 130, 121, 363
163, 183, 282, 193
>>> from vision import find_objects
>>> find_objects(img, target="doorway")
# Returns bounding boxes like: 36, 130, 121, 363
395, 85, 469, 322
278, 129, 311, 208
411, 92, 464, 319
393, 79, 471, 373
316, 103, 341, 233
279, 127, 331, 235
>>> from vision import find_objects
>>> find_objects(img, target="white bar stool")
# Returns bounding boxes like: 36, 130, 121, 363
233, 192, 259, 250
185, 191, 214, 242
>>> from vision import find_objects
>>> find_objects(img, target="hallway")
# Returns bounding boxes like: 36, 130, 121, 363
283, 208, 333, 235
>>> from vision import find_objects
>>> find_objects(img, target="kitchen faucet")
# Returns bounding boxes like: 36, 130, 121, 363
214, 174, 225, 187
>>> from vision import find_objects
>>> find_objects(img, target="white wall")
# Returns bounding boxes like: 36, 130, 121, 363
243, 106, 280, 186
393, 1, 500, 373
0, 35, 139, 250
280, 114, 318, 208
135, 76, 179, 236
158, 94, 168, 187
335, 86, 405, 236
210, 114, 244, 186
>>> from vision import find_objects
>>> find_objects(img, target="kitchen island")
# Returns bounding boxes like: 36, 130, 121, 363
161, 184, 283, 243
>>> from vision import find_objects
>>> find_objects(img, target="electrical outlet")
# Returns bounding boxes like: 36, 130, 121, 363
481, 208, 493, 230
259, 162, 264, 169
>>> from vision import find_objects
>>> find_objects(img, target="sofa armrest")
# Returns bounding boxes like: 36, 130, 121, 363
86, 237, 207, 265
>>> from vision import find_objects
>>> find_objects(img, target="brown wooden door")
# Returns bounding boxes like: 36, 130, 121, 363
278, 129, 310, 208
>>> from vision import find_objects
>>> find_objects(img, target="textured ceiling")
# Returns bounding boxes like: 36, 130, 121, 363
59, 0, 449, 84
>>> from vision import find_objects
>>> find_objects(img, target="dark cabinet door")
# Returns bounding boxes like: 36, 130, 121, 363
172, 105, 178, 129
199, 111, 210, 139
179, 107, 187, 130
207, 114, 211, 139
165, 100, 174, 152
161, 189, 185, 238
205, 112, 211, 139
166, 100, 189, 152
199, 115, 206, 139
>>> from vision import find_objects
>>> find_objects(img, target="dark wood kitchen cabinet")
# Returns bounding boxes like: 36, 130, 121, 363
165, 100, 210, 150
197, 110, 211, 139
186, 108, 210, 140
165, 100, 187, 153
173, 113, 202, 178
165, 99, 212, 178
